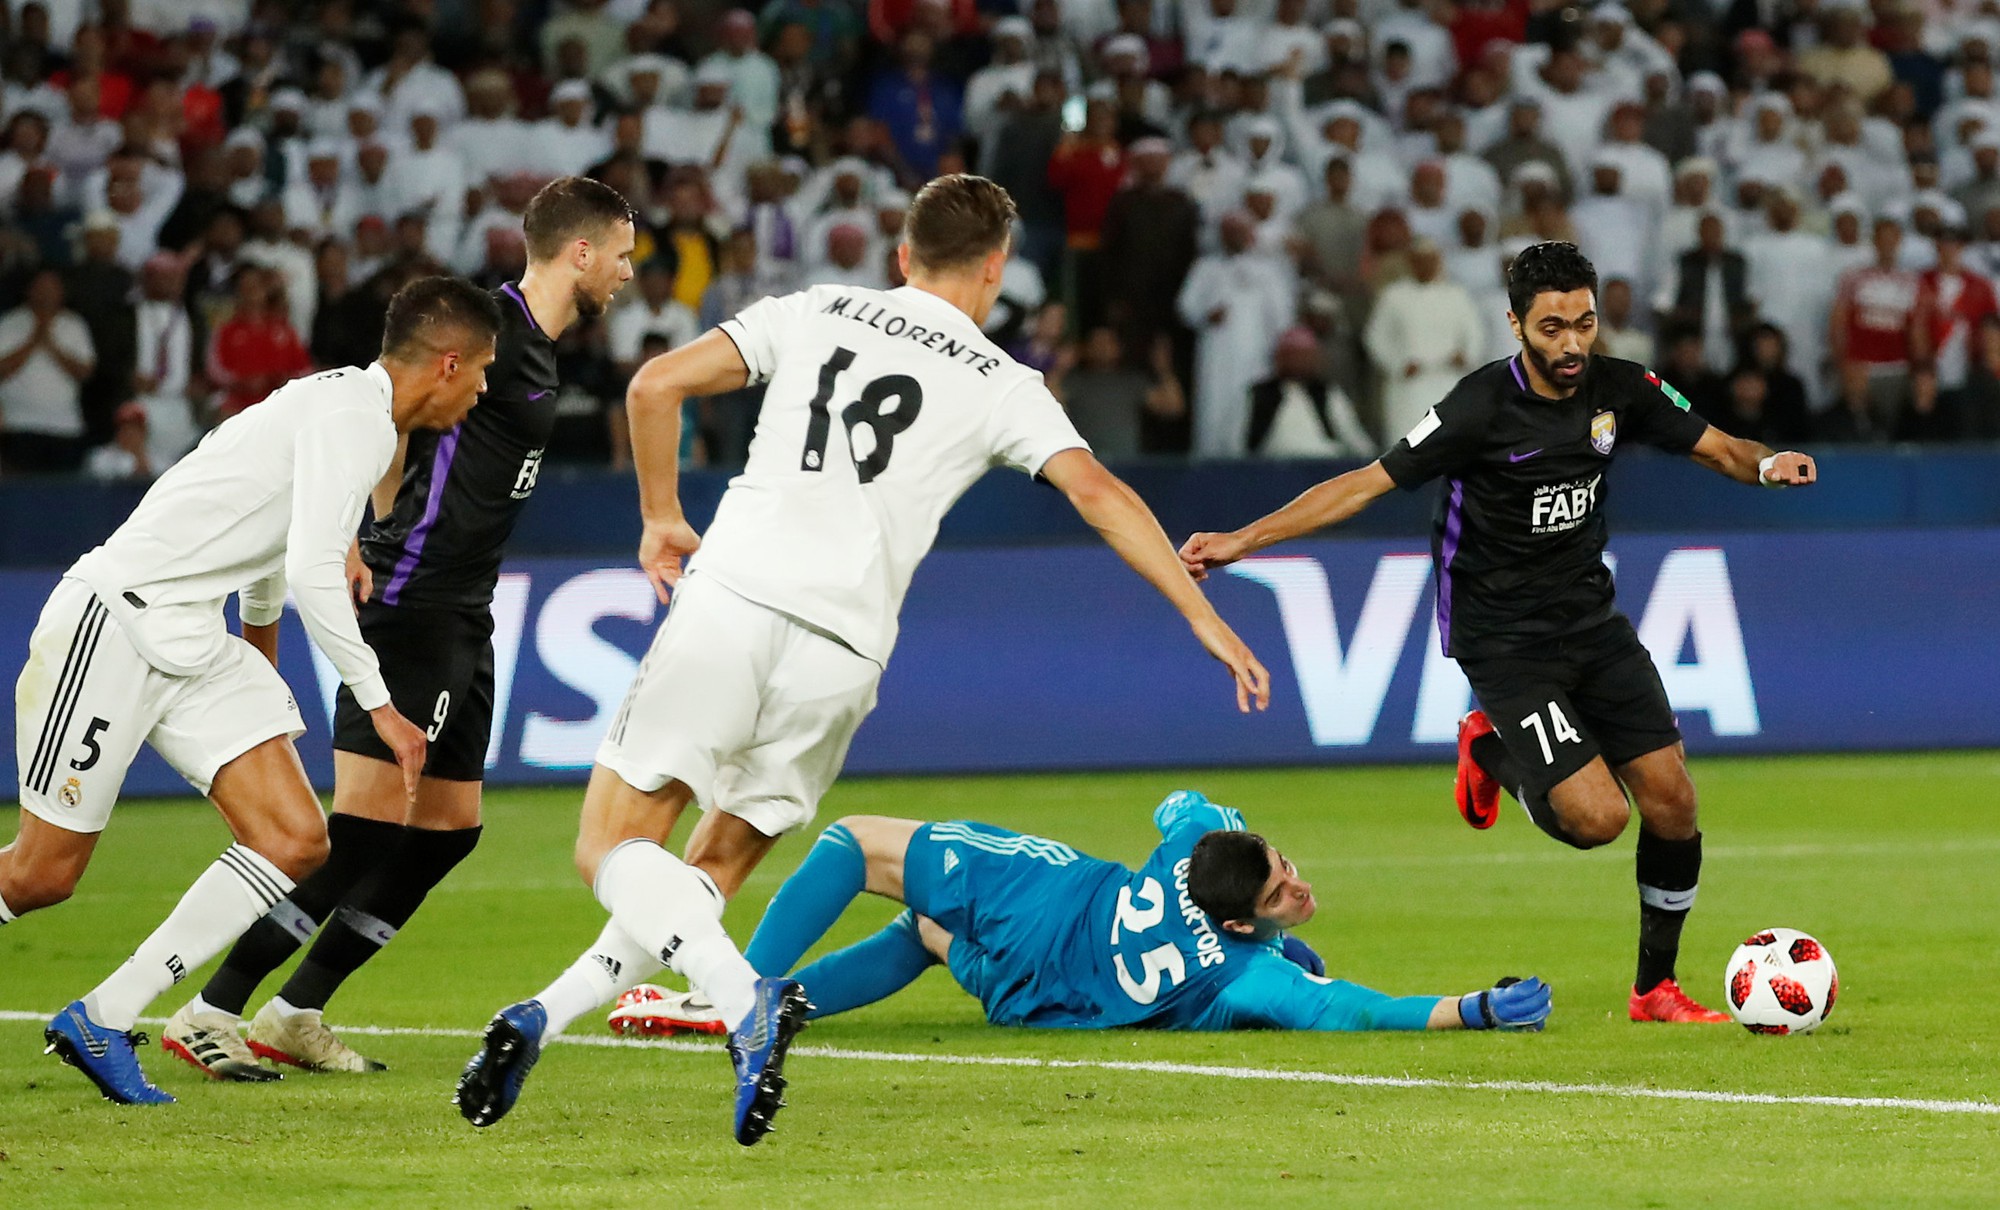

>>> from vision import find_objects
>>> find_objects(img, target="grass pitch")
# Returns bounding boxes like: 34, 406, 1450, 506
2, 752, 1997, 1208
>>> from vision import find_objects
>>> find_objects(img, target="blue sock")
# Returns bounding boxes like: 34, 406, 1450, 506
743, 823, 867, 976
793, 911, 938, 1019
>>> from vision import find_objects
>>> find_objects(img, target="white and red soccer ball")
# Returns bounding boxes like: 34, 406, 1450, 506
1724, 928, 1838, 1034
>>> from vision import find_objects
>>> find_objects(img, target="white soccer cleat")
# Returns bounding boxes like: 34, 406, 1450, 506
162, 1002, 282, 1082
607, 984, 730, 1038
246, 1001, 387, 1072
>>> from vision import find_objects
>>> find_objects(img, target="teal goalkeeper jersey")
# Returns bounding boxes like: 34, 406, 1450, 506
1029, 792, 1441, 1032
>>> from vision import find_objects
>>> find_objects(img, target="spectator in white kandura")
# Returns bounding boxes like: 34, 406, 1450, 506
541, 0, 629, 77
363, 21, 468, 134
1246, 326, 1377, 458
331, 141, 400, 235
1184, 0, 1264, 74
1372, 0, 1456, 91
1521, 46, 1621, 183
1178, 211, 1294, 458
1724, 93, 1807, 195
804, 160, 878, 267
46, 78, 122, 206
1746, 189, 1840, 404
803, 223, 888, 290
648, 60, 748, 174
85, 400, 155, 481
1597, 101, 1672, 218
282, 141, 347, 242
965, 17, 1038, 153
1101, 34, 1173, 127
1364, 238, 1484, 440
1167, 111, 1248, 230
1262, 0, 1326, 78
704, 10, 782, 133
1405, 161, 1459, 247
1571, 157, 1655, 303
0, 268, 95, 473
451, 69, 533, 189
132, 253, 200, 469
1596, 276, 1655, 366
536, 80, 613, 177
1431, 109, 1503, 215
611, 259, 703, 381
1662, 158, 1724, 258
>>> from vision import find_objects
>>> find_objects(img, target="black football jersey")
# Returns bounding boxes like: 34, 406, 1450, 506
1378, 353, 1711, 660
363, 283, 560, 611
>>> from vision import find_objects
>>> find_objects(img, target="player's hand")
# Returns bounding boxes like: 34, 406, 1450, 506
1178, 530, 1255, 581
1759, 451, 1816, 487
345, 539, 372, 610
1280, 934, 1325, 977
1459, 976, 1552, 1030
1190, 612, 1270, 713
638, 516, 701, 605
368, 703, 427, 806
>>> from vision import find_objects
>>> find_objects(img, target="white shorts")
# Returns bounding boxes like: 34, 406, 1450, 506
596, 574, 882, 838
15, 578, 306, 833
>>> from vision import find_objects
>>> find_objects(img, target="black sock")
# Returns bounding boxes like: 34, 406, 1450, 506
200, 814, 405, 1015
277, 825, 482, 1011
1472, 730, 1593, 849
1635, 829, 1702, 992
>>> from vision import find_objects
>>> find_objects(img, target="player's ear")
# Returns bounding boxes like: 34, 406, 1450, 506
896, 242, 912, 278
1507, 310, 1521, 342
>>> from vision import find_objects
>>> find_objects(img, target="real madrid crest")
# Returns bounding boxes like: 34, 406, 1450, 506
1590, 410, 1617, 456
58, 777, 81, 808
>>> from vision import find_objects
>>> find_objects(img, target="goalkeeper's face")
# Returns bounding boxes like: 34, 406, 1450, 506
1250, 847, 1317, 931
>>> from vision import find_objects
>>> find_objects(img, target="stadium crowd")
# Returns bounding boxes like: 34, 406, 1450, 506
1, 0, 1998, 478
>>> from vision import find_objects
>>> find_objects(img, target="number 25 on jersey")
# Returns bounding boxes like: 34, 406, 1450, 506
800, 347, 924, 483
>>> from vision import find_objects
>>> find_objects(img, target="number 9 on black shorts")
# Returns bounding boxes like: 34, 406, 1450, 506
1457, 616, 1682, 799
331, 602, 495, 783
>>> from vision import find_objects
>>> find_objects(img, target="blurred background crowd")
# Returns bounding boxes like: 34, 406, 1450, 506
2, 0, 1997, 481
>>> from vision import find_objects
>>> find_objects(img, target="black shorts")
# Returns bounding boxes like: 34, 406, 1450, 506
332, 603, 495, 783
1457, 615, 1680, 798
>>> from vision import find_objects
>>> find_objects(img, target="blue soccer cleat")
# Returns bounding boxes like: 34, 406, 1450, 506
454, 1000, 547, 1128
44, 1000, 175, 1105
727, 978, 812, 1146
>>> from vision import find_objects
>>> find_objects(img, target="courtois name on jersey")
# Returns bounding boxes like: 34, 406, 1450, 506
999, 792, 1434, 1033
694, 284, 1087, 666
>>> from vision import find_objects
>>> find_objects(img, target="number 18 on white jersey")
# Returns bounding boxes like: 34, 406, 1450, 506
694, 283, 1087, 665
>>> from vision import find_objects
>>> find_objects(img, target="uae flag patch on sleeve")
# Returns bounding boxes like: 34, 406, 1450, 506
1644, 369, 1693, 412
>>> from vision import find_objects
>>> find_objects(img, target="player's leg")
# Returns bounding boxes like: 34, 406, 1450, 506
0, 811, 99, 920
1459, 657, 1631, 848
742, 814, 922, 977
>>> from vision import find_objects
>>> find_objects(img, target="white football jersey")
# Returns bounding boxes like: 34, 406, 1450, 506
66, 364, 398, 708
696, 284, 1087, 664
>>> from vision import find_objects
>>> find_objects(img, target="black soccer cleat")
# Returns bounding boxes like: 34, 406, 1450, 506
454, 1000, 548, 1128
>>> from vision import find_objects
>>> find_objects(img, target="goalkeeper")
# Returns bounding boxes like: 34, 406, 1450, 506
615, 792, 1551, 1035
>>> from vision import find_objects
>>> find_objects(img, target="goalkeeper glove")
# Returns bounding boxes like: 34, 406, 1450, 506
1457, 976, 1551, 1031
1279, 934, 1324, 977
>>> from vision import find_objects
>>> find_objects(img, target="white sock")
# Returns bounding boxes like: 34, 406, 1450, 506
0, 889, 14, 924
84, 845, 293, 1031
187, 993, 237, 1023
268, 995, 310, 1020
534, 919, 664, 1035
594, 840, 758, 1029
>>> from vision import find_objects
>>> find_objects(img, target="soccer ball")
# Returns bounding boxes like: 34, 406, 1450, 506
1723, 928, 1838, 1035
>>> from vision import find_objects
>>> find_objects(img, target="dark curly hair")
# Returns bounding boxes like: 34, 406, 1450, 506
1507, 241, 1599, 322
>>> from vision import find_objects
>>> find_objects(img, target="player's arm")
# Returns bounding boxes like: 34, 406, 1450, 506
1688, 425, 1816, 487
1179, 461, 1398, 577
1151, 789, 1245, 840
238, 569, 285, 668
1211, 961, 1551, 1032
625, 328, 751, 604
1040, 448, 1271, 713
288, 414, 426, 798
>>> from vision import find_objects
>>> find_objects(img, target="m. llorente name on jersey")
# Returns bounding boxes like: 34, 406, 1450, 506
819, 295, 1004, 376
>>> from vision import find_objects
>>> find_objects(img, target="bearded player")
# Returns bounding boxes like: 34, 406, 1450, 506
1181, 241, 1817, 1024
163, 179, 637, 1078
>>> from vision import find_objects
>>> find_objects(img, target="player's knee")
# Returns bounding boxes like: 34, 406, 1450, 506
1567, 798, 1631, 848
254, 819, 330, 882
7, 863, 82, 912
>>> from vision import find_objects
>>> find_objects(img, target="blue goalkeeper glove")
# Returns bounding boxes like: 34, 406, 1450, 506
1279, 934, 1324, 977
1457, 976, 1551, 1031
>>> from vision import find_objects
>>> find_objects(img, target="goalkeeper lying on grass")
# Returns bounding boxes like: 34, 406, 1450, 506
612, 792, 1551, 1035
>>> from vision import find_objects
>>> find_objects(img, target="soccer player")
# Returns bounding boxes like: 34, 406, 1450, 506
1180, 242, 1817, 1024
1, 277, 499, 1104
164, 178, 637, 1078
454, 174, 1271, 1145
612, 791, 1554, 1036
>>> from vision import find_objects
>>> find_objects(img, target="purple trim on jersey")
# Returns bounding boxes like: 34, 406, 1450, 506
1508, 356, 1527, 392
500, 282, 541, 334
381, 426, 461, 605
1438, 477, 1465, 654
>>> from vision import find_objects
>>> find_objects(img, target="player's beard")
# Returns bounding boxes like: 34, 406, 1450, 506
572, 280, 608, 322
1524, 342, 1587, 393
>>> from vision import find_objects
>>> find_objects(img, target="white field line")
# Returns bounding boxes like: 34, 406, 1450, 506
3, 1011, 1994, 1118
